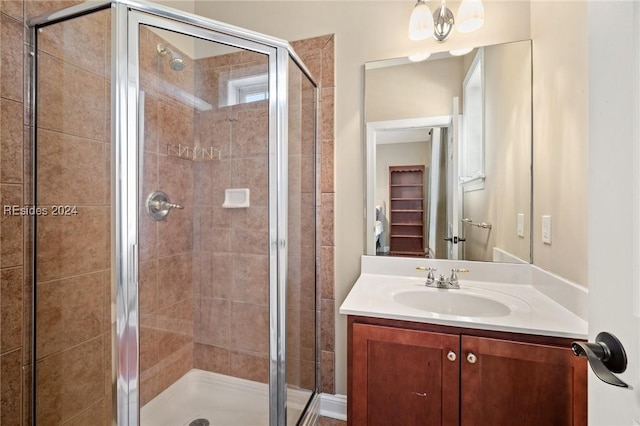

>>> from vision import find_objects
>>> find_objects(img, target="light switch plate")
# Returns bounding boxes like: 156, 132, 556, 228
517, 213, 525, 238
542, 215, 552, 245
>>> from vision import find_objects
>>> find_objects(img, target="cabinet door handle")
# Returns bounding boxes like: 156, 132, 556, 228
467, 353, 478, 364
412, 392, 428, 398
447, 351, 457, 362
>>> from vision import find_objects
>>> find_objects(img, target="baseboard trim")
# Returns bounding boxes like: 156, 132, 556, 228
319, 393, 347, 421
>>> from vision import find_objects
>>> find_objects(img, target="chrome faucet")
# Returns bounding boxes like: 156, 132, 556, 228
446, 268, 469, 289
416, 266, 437, 286
416, 267, 469, 289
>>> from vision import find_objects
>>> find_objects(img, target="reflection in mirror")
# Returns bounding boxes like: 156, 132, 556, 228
365, 40, 532, 263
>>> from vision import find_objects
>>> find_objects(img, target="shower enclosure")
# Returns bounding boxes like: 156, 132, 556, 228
28, 1, 318, 424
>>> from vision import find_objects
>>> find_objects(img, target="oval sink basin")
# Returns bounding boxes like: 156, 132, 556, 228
393, 290, 512, 317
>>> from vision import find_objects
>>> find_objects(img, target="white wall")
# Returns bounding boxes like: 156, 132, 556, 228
190, 0, 531, 395
366, 57, 464, 122
531, 1, 588, 287
463, 41, 532, 262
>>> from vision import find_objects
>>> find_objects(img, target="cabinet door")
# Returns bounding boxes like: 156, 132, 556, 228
461, 335, 587, 426
352, 324, 459, 426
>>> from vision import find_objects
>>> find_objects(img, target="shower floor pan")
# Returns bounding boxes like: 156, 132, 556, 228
141, 369, 311, 426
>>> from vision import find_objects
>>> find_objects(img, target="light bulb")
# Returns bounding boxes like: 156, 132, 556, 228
408, 0, 435, 41
449, 47, 473, 56
456, 0, 485, 33
409, 52, 432, 62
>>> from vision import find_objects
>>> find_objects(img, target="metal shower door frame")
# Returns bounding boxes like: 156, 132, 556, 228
28, 0, 319, 424
120, 6, 285, 426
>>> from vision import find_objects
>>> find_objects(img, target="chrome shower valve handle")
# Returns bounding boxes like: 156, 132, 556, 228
158, 200, 184, 210
146, 191, 184, 221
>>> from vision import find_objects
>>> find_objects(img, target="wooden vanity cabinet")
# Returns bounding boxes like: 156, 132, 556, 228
351, 323, 460, 426
348, 316, 587, 426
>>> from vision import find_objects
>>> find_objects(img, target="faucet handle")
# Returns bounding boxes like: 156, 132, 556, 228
416, 266, 437, 272
450, 268, 469, 282
416, 266, 437, 284
416, 267, 437, 275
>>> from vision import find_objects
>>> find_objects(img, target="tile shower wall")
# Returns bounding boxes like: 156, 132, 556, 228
33, 5, 112, 426
291, 35, 336, 394
192, 49, 272, 383
189, 35, 336, 394
0, 1, 29, 425
1, 1, 27, 424
286, 55, 317, 391
137, 27, 196, 405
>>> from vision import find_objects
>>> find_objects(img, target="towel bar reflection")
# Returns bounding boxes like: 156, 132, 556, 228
461, 218, 492, 230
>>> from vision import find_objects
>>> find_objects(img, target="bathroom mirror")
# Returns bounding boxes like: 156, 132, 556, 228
365, 39, 532, 263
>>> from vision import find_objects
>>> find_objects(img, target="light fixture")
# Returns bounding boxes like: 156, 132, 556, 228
408, 0, 485, 42
408, 0, 434, 41
456, 0, 486, 33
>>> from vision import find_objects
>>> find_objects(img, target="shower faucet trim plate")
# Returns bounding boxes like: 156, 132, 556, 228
146, 190, 184, 221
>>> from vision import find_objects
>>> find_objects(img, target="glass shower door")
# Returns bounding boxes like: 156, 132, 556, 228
127, 13, 281, 426
286, 57, 318, 422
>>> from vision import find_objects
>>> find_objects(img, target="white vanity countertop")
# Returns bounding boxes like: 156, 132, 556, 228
340, 272, 588, 339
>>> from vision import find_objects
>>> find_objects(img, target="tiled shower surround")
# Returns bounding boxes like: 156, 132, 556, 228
34, 8, 113, 425
0, 1, 336, 424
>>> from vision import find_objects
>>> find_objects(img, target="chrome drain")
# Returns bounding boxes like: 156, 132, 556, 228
189, 419, 210, 426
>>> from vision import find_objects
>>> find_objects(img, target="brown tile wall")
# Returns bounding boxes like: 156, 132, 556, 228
291, 35, 336, 395
137, 27, 196, 406
192, 49, 271, 384
1, 0, 28, 423
190, 34, 336, 396
286, 52, 316, 391
31, 5, 113, 426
